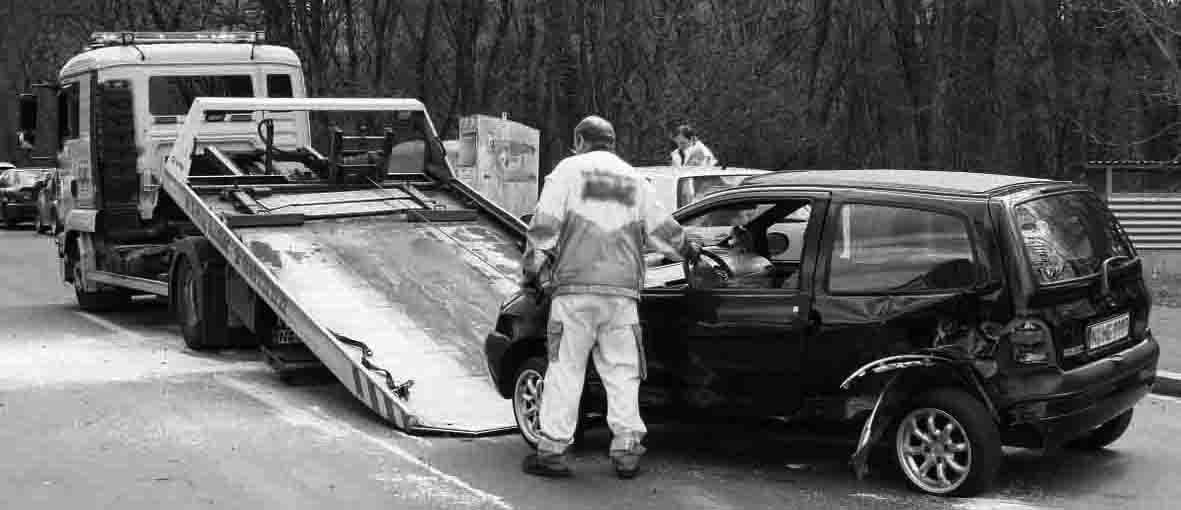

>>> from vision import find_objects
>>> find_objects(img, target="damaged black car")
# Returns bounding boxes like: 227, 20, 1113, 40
484, 169, 1159, 497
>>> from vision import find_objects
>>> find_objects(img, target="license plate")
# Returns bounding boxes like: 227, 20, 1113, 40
1086, 313, 1130, 351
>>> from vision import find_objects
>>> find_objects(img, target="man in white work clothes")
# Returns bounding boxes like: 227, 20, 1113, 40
521, 115, 700, 479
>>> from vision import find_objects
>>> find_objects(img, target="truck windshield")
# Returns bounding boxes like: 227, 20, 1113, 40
1015, 192, 1134, 285
149, 75, 254, 115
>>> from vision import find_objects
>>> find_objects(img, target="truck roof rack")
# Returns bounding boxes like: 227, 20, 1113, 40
87, 31, 267, 50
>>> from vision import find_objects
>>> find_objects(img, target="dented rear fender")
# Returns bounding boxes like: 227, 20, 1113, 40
846, 354, 999, 480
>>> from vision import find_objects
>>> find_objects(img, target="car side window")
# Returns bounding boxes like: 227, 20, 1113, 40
679, 199, 813, 290
828, 203, 976, 293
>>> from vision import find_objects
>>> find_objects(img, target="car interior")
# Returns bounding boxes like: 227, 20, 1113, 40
645, 199, 812, 290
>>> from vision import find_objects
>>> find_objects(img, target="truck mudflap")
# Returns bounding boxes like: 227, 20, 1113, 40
841, 351, 997, 479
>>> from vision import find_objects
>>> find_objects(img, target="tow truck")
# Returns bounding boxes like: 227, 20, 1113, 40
15, 32, 528, 435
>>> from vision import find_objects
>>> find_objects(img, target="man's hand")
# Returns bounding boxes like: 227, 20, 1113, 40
683, 241, 703, 265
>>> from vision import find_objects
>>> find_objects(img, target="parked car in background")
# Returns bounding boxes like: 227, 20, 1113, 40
32, 168, 62, 235
634, 165, 769, 210
486, 169, 1158, 497
0, 167, 43, 228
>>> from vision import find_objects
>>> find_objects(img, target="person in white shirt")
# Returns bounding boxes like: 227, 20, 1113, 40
669, 124, 717, 167
521, 115, 701, 480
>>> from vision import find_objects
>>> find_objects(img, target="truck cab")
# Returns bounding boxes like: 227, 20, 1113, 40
17, 32, 309, 302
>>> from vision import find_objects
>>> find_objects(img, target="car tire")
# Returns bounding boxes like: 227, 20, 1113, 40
1066, 409, 1133, 450
512, 356, 588, 449
893, 387, 1001, 497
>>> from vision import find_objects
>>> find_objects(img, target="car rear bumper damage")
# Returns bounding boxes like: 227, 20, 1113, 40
1001, 334, 1159, 448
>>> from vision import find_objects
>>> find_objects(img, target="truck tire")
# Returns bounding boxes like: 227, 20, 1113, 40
892, 387, 1001, 497
1066, 409, 1133, 450
71, 254, 130, 312
172, 239, 234, 351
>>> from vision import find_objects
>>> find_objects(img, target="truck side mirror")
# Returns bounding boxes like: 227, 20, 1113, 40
17, 93, 37, 148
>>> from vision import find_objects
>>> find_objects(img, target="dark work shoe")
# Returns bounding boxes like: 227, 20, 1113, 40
522, 453, 573, 478
611, 452, 642, 479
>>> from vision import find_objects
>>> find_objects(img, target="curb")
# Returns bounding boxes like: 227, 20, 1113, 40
1153, 370, 1181, 398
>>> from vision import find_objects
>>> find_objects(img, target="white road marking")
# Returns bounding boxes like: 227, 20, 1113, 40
851, 493, 893, 502
953, 498, 1053, 510
74, 310, 147, 339
219, 376, 510, 510
1157, 369, 1181, 381
1149, 394, 1181, 406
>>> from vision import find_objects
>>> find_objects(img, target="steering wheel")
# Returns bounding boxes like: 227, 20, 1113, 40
683, 248, 734, 286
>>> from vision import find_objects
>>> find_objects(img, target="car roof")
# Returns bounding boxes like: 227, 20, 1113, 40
634, 166, 770, 178
742, 169, 1060, 196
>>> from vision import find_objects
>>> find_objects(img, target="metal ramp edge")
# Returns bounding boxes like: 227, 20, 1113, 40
157, 163, 517, 436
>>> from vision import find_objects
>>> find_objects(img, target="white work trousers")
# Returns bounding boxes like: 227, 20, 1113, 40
537, 294, 647, 456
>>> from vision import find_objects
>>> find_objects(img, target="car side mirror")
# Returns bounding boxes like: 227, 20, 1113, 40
519, 213, 534, 225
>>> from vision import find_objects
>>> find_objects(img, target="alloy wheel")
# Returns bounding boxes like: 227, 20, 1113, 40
514, 366, 545, 445
895, 407, 973, 494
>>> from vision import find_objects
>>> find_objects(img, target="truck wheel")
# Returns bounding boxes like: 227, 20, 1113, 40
173, 253, 233, 351
893, 387, 1001, 497
72, 260, 129, 312
1066, 409, 1133, 450
512, 356, 588, 449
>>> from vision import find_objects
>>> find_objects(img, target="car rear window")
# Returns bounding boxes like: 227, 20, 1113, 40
829, 203, 976, 293
149, 75, 254, 115
676, 175, 751, 208
1015, 192, 1134, 285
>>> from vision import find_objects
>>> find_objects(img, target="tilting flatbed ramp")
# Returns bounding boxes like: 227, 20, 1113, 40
157, 98, 526, 434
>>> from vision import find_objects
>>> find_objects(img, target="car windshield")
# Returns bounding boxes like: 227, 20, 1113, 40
1015, 192, 1134, 285
676, 174, 752, 208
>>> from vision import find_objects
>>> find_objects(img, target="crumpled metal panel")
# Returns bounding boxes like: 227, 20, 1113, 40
236, 214, 522, 434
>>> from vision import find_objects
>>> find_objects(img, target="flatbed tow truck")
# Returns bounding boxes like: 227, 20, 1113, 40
17, 32, 528, 435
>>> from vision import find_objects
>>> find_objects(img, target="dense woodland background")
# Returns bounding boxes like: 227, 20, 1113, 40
2, 0, 1181, 178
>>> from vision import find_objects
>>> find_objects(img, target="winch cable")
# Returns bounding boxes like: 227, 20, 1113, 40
331, 330, 414, 400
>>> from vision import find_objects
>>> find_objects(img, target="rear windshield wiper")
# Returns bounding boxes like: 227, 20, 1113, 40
1101, 255, 1139, 296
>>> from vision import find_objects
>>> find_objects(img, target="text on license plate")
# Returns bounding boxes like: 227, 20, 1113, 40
1086, 313, 1130, 351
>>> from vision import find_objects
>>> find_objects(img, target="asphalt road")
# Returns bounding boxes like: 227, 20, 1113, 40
1, 227, 1177, 510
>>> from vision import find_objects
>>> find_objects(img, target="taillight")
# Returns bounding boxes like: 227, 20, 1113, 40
1010, 320, 1056, 365
1132, 312, 1149, 339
